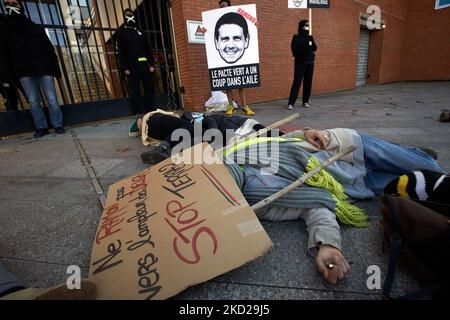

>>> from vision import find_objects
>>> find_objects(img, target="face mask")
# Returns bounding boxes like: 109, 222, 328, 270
303, 26, 310, 31
125, 15, 135, 24
5, 4, 22, 15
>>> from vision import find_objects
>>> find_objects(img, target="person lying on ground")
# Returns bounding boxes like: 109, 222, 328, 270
222, 127, 444, 284
129, 109, 272, 164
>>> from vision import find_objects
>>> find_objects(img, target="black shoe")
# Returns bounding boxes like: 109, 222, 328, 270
54, 127, 65, 134
141, 142, 171, 165
33, 129, 49, 139
418, 147, 438, 160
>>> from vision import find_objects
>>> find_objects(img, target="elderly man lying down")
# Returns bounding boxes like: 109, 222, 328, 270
222, 127, 443, 285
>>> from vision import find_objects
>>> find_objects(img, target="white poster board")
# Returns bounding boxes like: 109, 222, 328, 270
288, 0, 330, 9
202, 4, 260, 91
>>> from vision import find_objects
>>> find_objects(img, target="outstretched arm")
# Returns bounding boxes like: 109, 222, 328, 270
301, 207, 350, 284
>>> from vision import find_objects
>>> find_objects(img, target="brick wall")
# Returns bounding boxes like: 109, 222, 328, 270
402, 0, 450, 81
171, 0, 448, 111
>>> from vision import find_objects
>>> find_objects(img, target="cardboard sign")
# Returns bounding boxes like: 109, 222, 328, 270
288, 0, 330, 9
202, 4, 260, 91
89, 143, 272, 300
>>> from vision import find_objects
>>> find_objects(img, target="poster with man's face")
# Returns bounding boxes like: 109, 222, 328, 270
202, 4, 260, 91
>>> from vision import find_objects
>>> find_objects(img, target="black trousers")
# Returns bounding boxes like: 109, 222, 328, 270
129, 64, 155, 115
288, 61, 314, 106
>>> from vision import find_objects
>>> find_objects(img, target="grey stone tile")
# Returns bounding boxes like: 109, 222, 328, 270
0, 177, 98, 206
0, 257, 89, 289
0, 200, 101, 267
174, 281, 335, 300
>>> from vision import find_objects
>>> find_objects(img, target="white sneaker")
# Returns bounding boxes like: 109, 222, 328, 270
288, 105, 293, 110
303, 103, 311, 108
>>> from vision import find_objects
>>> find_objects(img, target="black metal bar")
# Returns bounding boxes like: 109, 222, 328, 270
148, 0, 158, 50
75, 0, 103, 100
89, 0, 116, 99
97, 0, 117, 98
44, 0, 73, 104
54, 0, 85, 102
141, 0, 152, 53
65, 0, 93, 101
108, 0, 128, 98
110, 0, 121, 29
129, 0, 142, 30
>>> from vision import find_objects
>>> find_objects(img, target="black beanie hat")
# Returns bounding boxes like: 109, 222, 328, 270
384, 170, 450, 205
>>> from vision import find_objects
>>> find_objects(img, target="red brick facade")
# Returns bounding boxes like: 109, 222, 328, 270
170, 0, 450, 111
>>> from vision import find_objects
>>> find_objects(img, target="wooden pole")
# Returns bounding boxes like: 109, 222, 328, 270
217, 113, 300, 154
308, 8, 313, 45
251, 145, 357, 212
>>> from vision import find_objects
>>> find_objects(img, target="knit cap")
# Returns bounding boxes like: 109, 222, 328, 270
384, 170, 450, 205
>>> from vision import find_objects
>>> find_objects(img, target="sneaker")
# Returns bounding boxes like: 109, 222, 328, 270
226, 105, 234, 116
242, 105, 255, 116
303, 103, 311, 108
54, 127, 65, 134
128, 120, 141, 137
1, 279, 97, 300
141, 142, 171, 165
288, 105, 294, 110
33, 129, 49, 139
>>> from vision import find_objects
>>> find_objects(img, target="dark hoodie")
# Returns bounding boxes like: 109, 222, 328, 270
0, 12, 61, 80
116, 16, 154, 72
291, 20, 317, 63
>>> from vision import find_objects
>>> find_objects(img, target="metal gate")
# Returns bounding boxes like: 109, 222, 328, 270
0, 0, 179, 112
356, 28, 370, 87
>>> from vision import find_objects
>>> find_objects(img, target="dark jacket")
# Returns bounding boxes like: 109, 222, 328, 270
291, 33, 317, 63
204, 114, 248, 132
0, 14, 61, 80
116, 23, 154, 72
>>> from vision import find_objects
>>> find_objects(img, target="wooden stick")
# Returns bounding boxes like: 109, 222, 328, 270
251, 145, 357, 212
309, 8, 313, 45
217, 113, 300, 154
309, 8, 313, 35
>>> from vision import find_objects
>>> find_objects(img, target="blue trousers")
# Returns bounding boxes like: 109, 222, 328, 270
360, 133, 443, 195
20, 75, 63, 129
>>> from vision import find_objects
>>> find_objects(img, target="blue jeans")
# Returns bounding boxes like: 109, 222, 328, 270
360, 133, 443, 195
20, 75, 63, 129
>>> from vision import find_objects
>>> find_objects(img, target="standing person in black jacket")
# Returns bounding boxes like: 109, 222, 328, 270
0, 0, 64, 138
116, 8, 155, 116
287, 20, 317, 109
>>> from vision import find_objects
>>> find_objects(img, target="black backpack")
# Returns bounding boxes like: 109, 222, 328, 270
380, 195, 450, 299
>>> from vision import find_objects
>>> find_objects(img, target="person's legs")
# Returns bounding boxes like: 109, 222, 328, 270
302, 63, 314, 105
360, 133, 444, 194
39, 76, 63, 128
238, 88, 247, 107
239, 88, 255, 115
0, 263, 26, 298
140, 71, 155, 114
226, 90, 234, 115
288, 60, 305, 107
20, 76, 48, 129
